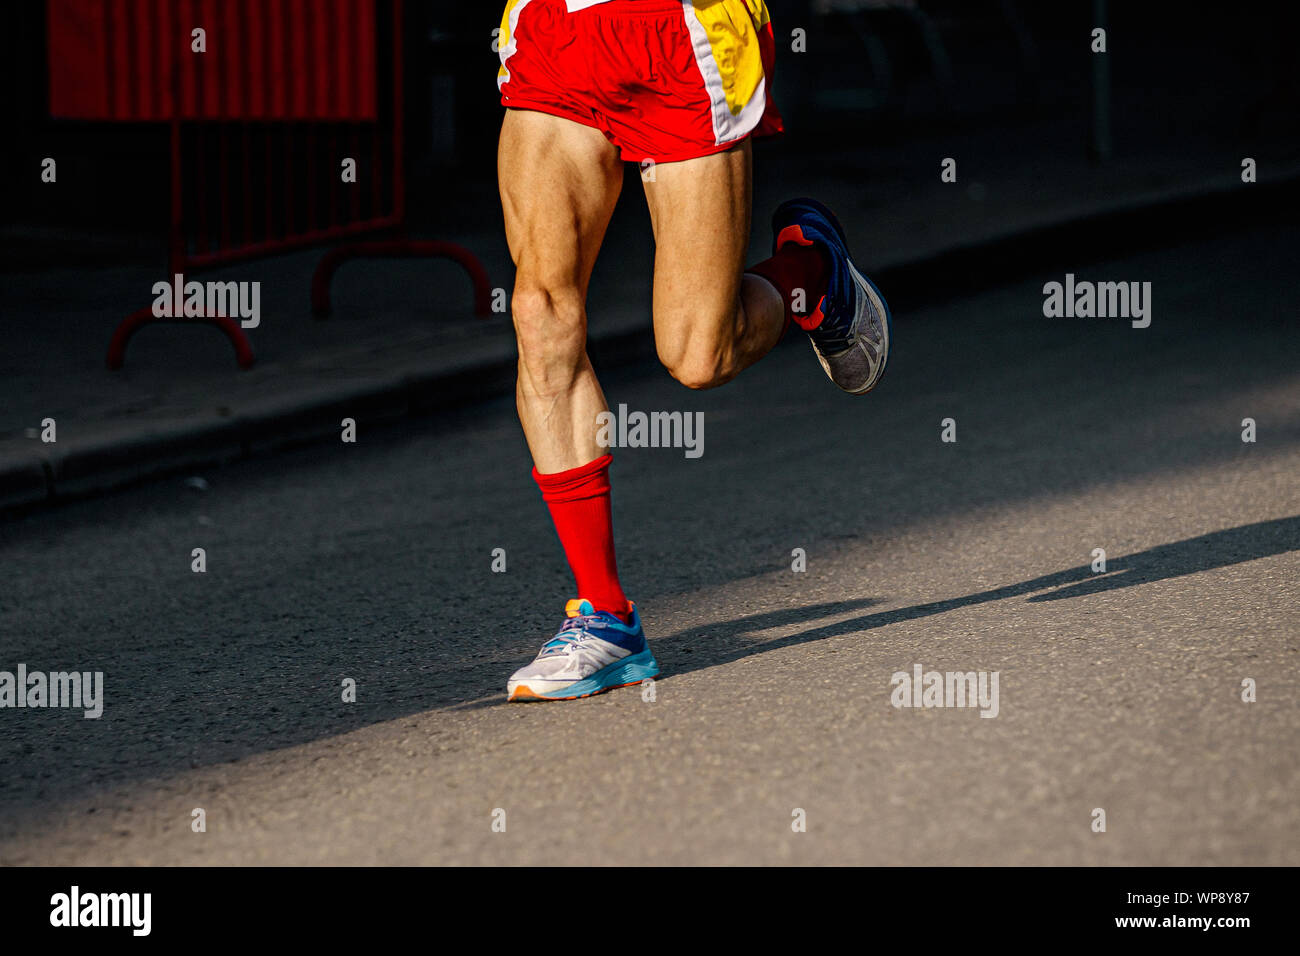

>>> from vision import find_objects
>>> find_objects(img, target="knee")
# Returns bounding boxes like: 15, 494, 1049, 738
655, 300, 741, 389
659, 341, 734, 390
512, 282, 586, 395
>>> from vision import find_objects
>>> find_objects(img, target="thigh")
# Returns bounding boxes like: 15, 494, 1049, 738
640, 139, 752, 347
497, 108, 623, 298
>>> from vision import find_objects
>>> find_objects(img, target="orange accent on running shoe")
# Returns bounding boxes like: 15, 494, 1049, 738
775, 224, 815, 250
795, 294, 827, 331
508, 677, 657, 703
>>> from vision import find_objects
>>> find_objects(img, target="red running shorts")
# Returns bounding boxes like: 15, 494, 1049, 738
497, 0, 784, 164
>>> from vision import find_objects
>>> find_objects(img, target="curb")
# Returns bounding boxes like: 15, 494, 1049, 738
879, 175, 1298, 311
3, 175, 1294, 517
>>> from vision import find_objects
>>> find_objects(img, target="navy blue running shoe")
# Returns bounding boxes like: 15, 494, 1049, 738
771, 198, 892, 394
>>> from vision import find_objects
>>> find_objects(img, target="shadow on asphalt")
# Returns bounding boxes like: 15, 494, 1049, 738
449, 514, 1298, 710
445, 596, 887, 712
1025, 515, 1300, 601
1, 520, 1295, 845
643, 515, 1300, 679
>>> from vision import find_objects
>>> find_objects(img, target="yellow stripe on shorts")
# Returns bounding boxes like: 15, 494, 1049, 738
682, 0, 771, 144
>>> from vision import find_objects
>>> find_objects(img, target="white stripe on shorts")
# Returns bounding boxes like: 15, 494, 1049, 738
498, 0, 537, 91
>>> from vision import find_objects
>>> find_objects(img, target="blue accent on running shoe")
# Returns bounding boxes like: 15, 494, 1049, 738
528, 648, 661, 699
547, 603, 646, 655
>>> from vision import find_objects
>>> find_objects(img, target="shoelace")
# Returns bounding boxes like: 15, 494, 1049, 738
539, 616, 599, 655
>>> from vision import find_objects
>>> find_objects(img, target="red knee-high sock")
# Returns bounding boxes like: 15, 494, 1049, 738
746, 239, 830, 339
532, 453, 631, 620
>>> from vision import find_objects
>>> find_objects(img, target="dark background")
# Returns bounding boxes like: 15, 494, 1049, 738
4, 0, 1297, 251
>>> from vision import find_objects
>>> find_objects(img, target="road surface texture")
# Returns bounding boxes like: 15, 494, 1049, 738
1, 223, 1297, 865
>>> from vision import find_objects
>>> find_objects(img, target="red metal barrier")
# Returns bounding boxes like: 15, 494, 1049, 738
46, 0, 491, 370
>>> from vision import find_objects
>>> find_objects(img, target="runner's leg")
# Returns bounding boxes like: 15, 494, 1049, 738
498, 107, 632, 619
499, 108, 622, 473
642, 138, 828, 389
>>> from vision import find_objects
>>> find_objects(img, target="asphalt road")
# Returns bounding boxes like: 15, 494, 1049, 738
1, 223, 1297, 865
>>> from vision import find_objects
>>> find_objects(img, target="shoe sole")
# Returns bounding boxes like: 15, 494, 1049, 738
813, 260, 892, 395
507, 649, 660, 702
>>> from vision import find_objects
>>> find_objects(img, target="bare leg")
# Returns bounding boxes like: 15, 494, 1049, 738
641, 138, 785, 390
498, 108, 623, 473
